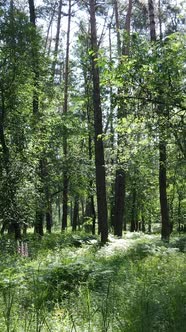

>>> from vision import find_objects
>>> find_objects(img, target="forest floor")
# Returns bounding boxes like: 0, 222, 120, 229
0, 231, 185, 332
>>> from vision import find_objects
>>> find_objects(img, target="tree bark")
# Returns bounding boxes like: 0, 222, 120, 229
89, 0, 108, 243
148, 0, 156, 42
122, 0, 132, 55
114, 169, 125, 236
28, 0, 44, 236
44, 2, 58, 53
72, 197, 79, 231
86, 91, 96, 235
61, 0, 72, 231
52, 0, 63, 78
113, 0, 132, 237
46, 197, 53, 233
28, 0, 39, 114
159, 134, 170, 241
35, 210, 44, 236
114, 0, 122, 56
148, 0, 170, 242
131, 188, 137, 232
0, 6, 21, 240
0, 92, 9, 169
142, 214, 146, 233
82, 36, 96, 235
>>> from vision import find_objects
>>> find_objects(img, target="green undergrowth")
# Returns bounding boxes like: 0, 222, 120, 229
0, 232, 185, 331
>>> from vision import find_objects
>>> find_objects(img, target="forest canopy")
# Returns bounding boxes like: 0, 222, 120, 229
0, 0, 185, 242
0, 1, 186, 331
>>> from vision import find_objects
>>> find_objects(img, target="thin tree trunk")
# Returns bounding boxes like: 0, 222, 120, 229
28, 0, 39, 114
35, 210, 44, 236
0, 5, 21, 240
82, 35, 97, 235
51, 0, 63, 78
108, 20, 116, 230
81, 199, 85, 223
148, 215, 151, 233
113, 0, 132, 237
158, 0, 163, 40
114, 169, 125, 236
114, 0, 121, 56
131, 188, 137, 232
159, 135, 170, 240
61, 0, 72, 231
28, 0, 44, 236
44, 1, 58, 53
177, 194, 181, 233
46, 199, 53, 233
148, 0, 156, 42
89, 0, 108, 243
72, 197, 79, 231
142, 214, 146, 233
148, 0, 170, 242
0, 92, 9, 168
28, 0, 39, 115
86, 92, 96, 234
58, 200, 61, 224
122, 0, 132, 55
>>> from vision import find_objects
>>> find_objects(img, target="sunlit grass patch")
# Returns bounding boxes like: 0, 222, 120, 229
0, 232, 185, 331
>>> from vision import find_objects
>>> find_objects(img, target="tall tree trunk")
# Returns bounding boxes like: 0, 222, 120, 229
114, 0, 122, 56
158, 0, 163, 40
159, 131, 170, 240
113, 0, 132, 236
46, 186, 53, 233
46, 209, 52, 233
142, 214, 146, 233
148, 0, 156, 42
131, 187, 137, 232
72, 197, 79, 231
86, 85, 96, 235
148, 213, 152, 233
51, 0, 63, 78
28, 0, 44, 236
114, 169, 125, 236
0, 92, 9, 169
107, 20, 116, 230
28, 0, 39, 116
85, 135, 96, 234
0, 3, 21, 240
177, 193, 182, 233
148, 0, 170, 242
61, 0, 72, 231
122, 0, 132, 55
44, 1, 58, 53
81, 30, 96, 235
28, 0, 39, 114
89, 0, 108, 243
35, 210, 44, 236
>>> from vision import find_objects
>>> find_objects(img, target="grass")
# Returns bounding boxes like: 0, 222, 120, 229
0, 232, 185, 331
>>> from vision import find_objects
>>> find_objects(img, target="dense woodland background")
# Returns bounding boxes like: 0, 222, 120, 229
0, 0, 186, 242
0, 1, 186, 331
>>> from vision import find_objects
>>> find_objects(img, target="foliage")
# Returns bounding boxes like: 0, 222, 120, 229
0, 232, 185, 331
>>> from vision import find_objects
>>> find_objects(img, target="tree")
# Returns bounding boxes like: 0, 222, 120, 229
61, 0, 73, 231
28, 0, 45, 236
113, 0, 133, 236
76, 22, 97, 234
51, 0, 63, 78
148, 0, 171, 241
0, 0, 185, 241
0, 0, 35, 239
89, 0, 108, 243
